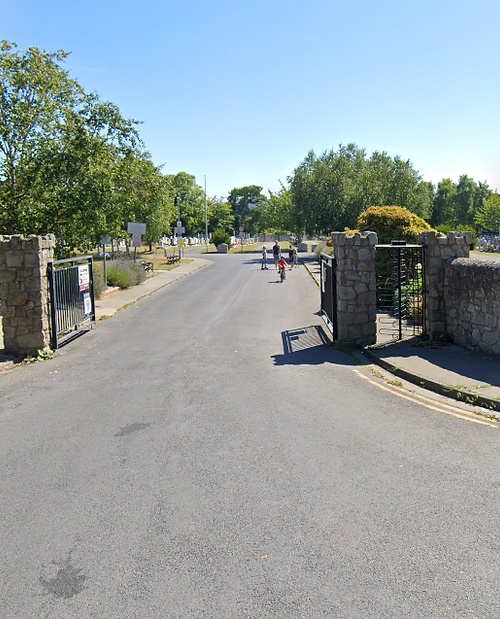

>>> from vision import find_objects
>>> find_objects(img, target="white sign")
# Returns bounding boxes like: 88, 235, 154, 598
78, 264, 90, 292
174, 226, 185, 235
239, 226, 245, 232
127, 222, 146, 235
83, 292, 92, 316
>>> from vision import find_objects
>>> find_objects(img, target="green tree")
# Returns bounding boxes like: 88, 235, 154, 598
287, 145, 431, 237
226, 185, 269, 233
0, 41, 81, 231
0, 41, 147, 255
431, 178, 457, 227
166, 172, 206, 236
207, 196, 234, 233
474, 193, 500, 232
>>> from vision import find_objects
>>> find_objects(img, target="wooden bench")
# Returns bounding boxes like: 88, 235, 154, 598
139, 259, 154, 273
164, 251, 181, 265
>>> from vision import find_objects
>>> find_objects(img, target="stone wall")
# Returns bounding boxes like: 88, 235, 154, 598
444, 258, 500, 356
420, 231, 472, 338
331, 231, 377, 346
0, 234, 55, 356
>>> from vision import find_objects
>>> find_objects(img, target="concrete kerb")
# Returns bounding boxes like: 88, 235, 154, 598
361, 347, 500, 415
0, 258, 210, 370
95, 258, 210, 319
302, 256, 500, 415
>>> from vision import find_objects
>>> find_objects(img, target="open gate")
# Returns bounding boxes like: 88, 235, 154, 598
375, 242, 425, 343
49, 256, 96, 349
319, 253, 337, 340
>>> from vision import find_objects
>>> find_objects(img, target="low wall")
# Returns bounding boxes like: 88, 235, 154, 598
444, 258, 500, 357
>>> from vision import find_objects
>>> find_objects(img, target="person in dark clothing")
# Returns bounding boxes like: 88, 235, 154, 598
272, 241, 281, 270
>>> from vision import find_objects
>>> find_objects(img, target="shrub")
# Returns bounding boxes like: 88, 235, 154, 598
211, 228, 231, 248
93, 270, 105, 298
106, 259, 146, 289
357, 206, 432, 244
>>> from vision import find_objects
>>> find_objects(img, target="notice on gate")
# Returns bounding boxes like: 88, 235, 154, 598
83, 292, 92, 316
78, 264, 90, 292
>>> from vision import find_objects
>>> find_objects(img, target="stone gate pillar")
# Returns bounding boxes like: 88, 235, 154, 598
331, 231, 378, 346
420, 231, 472, 339
0, 234, 55, 356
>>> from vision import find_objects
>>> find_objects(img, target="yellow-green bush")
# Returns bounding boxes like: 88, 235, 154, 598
357, 206, 432, 244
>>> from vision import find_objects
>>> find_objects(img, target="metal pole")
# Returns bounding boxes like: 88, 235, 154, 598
205, 175, 209, 254
102, 244, 107, 289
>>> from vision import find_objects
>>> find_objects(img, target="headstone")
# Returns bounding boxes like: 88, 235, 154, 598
218, 243, 228, 254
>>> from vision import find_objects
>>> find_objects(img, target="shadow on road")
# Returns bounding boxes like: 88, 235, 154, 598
271, 325, 356, 366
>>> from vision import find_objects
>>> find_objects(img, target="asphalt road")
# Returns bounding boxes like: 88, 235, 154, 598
1, 254, 500, 618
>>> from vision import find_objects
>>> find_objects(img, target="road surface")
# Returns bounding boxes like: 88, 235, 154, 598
1, 253, 499, 618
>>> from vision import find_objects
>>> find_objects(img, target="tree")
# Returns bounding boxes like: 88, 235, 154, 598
474, 193, 500, 233
287, 145, 431, 237
226, 185, 269, 233
0, 41, 147, 255
0, 41, 82, 231
431, 178, 457, 227
166, 172, 206, 236
207, 196, 234, 233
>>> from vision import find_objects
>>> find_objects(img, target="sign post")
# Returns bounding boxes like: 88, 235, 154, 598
127, 223, 146, 262
174, 220, 185, 259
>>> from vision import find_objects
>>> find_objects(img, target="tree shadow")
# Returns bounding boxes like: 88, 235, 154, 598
271, 324, 356, 366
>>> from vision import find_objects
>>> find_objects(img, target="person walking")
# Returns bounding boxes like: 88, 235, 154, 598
288, 245, 295, 270
272, 240, 281, 270
261, 246, 269, 269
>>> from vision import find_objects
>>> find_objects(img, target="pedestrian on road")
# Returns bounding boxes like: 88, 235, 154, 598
272, 240, 281, 270
261, 246, 269, 270
288, 245, 295, 270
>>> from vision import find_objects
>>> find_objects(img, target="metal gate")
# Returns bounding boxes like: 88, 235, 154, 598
375, 242, 425, 343
49, 256, 96, 349
319, 253, 338, 340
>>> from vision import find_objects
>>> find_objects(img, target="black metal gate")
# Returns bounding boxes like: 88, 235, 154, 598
49, 256, 96, 349
320, 253, 338, 340
375, 242, 425, 343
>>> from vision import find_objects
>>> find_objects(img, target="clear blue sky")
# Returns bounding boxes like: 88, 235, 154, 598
3, 0, 500, 198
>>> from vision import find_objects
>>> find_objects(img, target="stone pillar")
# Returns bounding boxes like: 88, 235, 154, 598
0, 234, 55, 356
420, 230, 472, 339
331, 231, 378, 346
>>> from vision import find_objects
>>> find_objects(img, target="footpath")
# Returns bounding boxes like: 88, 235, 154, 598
2, 254, 500, 417
0, 258, 210, 370
302, 255, 500, 415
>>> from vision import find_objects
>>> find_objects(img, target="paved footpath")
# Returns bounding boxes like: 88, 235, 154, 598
302, 255, 500, 415
0, 258, 210, 369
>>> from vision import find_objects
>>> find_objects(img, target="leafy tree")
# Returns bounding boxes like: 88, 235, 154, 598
265, 183, 295, 234
431, 178, 457, 227
0, 41, 82, 231
166, 172, 206, 236
287, 145, 431, 237
227, 185, 269, 233
474, 193, 500, 233
207, 196, 234, 233
0, 40, 149, 255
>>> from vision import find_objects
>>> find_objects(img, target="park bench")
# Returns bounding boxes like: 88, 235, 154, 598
139, 259, 154, 273
164, 250, 181, 265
